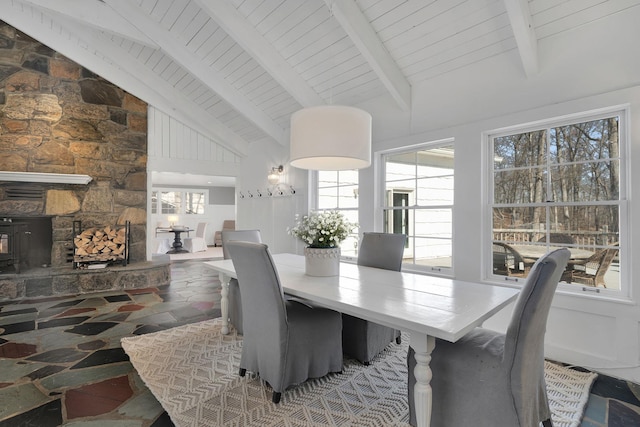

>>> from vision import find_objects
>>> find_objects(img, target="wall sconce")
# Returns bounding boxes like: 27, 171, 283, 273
268, 165, 284, 185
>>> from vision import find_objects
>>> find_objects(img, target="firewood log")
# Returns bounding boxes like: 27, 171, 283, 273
74, 224, 128, 264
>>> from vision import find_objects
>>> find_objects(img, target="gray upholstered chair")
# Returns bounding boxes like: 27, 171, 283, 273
342, 232, 406, 364
226, 241, 343, 404
407, 248, 570, 427
221, 229, 262, 334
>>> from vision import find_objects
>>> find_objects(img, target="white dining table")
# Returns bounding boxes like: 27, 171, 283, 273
204, 253, 519, 427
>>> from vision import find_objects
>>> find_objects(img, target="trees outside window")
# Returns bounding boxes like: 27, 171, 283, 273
489, 109, 624, 292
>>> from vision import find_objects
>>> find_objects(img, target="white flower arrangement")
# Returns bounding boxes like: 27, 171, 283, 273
288, 210, 356, 248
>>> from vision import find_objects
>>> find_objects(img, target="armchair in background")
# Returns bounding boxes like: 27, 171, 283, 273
493, 241, 529, 277
214, 220, 235, 247
562, 244, 618, 288
183, 222, 208, 253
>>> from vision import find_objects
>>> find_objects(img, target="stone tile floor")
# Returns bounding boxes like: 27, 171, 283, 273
0, 258, 639, 426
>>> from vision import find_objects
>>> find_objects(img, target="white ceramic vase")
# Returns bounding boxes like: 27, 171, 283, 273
304, 247, 340, 276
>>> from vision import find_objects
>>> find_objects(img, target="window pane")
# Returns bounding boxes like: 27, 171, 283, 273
413, 237, 452, 269
341, 209, 359, 258
318, 171, 338, 188
494, 205, 618, 247
416, 176, 454, 205
551, 118, 619, 163
160, 192, 180, 214
318, 170, 358, 210
385, 179, 416, 204
414, 208, 452, 239
494, 167, 547, 204
383, 144, 454, 273
387, 151, 416, 166
151, 191, 158, 214
339, 170, 359, 185
494, 130, 547, 169
490, 113, 623, 292
493, 207, 548, 243
337, 185, 358, 209
316, 170, 359, 257
549, 160, 619, 202
547, 205, 619, 247
185, 192, 205, 214
318, 187, 337, 209
383, 206, 411, 236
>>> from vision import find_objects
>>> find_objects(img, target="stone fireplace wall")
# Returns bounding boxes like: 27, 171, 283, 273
0, 21, 148, 265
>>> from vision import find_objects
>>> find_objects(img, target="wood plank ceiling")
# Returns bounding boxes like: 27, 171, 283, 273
2, 0, 637, 157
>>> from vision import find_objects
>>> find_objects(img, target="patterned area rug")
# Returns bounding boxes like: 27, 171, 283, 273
121, 318, 596, 427
545, 361, 598, 427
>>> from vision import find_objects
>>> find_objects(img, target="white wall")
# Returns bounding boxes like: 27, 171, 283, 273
235, 139, 308, 254
147, 107, 241, 176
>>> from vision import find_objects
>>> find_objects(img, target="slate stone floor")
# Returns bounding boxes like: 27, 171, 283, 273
0, 258, 639, 426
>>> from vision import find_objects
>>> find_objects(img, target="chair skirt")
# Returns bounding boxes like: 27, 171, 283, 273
183, 237, 207, 252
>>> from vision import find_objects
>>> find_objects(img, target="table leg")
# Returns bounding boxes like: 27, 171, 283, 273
218, 272, 230, 335
410, 333, 436, 427
166, 231, 189, 254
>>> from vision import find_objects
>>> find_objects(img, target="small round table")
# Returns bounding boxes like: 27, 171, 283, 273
166, 228, 192, 254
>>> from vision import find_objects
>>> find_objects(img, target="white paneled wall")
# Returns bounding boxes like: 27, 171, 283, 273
236, 195, 302, 254
148, 107, 241, 169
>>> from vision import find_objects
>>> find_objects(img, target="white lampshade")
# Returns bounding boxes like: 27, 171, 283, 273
267, 171, 280, 185
289, 105, 372, 170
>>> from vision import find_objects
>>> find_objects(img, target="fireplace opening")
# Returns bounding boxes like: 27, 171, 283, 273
0, 217, 52, 274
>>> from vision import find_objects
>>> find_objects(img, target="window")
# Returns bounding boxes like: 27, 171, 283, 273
316, 170, 359, 258
381, 142, 454, 274
151, 190, 205, 215
184, 192, 205, 214
488, 108, 625, 293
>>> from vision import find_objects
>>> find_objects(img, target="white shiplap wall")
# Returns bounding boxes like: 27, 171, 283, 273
147, 106, 241, 176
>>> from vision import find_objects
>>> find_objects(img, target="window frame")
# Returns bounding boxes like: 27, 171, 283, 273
376, 138, 455, 276
483, 105, 629, 299
151, 188, 207, 216
310, 170, 360, 260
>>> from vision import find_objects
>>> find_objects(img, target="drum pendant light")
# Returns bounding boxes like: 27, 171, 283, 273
289, 105, 372, 170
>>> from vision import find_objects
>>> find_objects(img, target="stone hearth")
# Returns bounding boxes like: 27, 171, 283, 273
0, 256, 170, 301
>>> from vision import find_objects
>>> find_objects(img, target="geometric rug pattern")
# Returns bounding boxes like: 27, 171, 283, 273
122, 318, 596, 427
545, 361, 598, 427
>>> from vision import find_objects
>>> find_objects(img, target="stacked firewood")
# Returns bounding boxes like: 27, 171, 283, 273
74, 225, 127, 263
